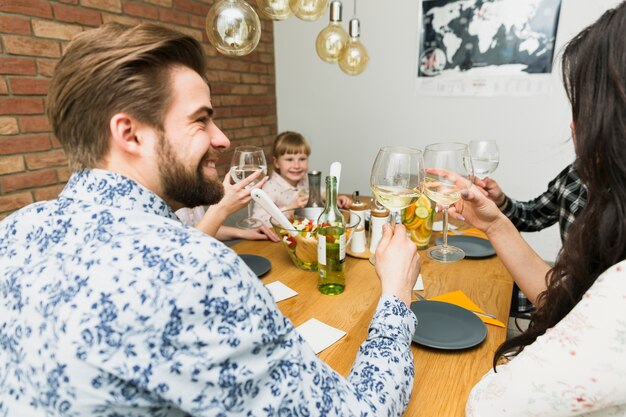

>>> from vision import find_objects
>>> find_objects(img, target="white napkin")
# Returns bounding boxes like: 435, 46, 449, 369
432, 221, 458, 232
265, 281, 298, 302
413, 274, 424, 291
296, 318, 346, 354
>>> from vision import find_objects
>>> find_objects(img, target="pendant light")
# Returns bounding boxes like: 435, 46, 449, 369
289, 0, 328, 21
206, 0, 262, 56
339, 17, 368, 75
256, 0, 292, 20
315, 1, 348, 63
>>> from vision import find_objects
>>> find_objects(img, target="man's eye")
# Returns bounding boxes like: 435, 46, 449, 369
196, 117, 209, 125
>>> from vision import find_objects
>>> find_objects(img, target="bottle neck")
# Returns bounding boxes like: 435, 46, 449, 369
325, 176, 338, 210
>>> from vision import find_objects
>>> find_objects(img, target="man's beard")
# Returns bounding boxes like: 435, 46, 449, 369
157, 133, 224, 208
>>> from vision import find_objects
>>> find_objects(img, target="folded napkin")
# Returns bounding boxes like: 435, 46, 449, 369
449, 227, 488, 239
413, 274, 424, 291
265, 281, 298, 302
296, 318, 346, 354
429, 290, 505, 327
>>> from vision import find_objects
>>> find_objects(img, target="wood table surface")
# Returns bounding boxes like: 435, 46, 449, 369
232, 235, 513, 417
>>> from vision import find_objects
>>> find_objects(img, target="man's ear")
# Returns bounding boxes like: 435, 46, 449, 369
109, 113, 143, 157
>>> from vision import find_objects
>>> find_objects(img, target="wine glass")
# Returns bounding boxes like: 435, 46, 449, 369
469, 140, 499, 180
230, 146, 267, 228
423, 142, 474, 263
369, 146, 425, 263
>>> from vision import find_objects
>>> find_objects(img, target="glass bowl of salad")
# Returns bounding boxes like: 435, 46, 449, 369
270, 208, 360, 271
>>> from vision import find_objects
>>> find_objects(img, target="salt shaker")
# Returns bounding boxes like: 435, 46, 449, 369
369, 199, 389, 254
349, 191, 367, 254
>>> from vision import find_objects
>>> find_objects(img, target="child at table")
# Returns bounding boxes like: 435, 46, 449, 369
251, 131, 351, 226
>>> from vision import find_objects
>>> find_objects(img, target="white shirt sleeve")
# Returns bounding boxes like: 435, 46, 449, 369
466, 261, 626, 417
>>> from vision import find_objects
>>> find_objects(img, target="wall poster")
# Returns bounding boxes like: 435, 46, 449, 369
417, 0, 562, 96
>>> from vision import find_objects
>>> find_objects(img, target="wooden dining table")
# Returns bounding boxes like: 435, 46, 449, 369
231, 232, 513, 417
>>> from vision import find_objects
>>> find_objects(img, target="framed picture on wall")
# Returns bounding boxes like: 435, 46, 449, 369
416, 0, 562, 96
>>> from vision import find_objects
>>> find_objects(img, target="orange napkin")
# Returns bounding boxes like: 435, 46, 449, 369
429, 290, 505, 327
449, 228, 488, 239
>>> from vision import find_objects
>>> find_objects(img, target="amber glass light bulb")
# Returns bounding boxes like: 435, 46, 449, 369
256, 0, 292, 20
289, 0, 328, 21
339, 18, 368, 75
315, 1, 348, 63
206, 0, 261, 56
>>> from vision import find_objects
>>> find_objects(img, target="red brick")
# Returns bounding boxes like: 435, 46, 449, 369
60, 0, 79, 4
159, 8, 189, 25
50, 135, 62, 149
101, 13, 142, 26
32, 19, 83, 41
80, 0, 122, 13
0, 15, 32, 35
4, 36, 61, 58
173, 0, 209, 16
0, 117, 19, 134
8, 77, 50, 95
0, 0, 53, 19
0, 170, 57, 192
0, 155, 25, 174
33, 184, 65, 201
52, 3, 102, 27
37, 59, 57, 77
189, 15, 204, 29
0, 78, 8, 94
0, 97, 44, 115
25, 149, 68, 169
0, 192, 33, 212
18, 115, 50, 132
145, 0, 171, 5
123, 0, 158, 19
0, 57, 37, 76
57, 166, 71, 181
0, 134, 51, 154
242, 95, 274, 106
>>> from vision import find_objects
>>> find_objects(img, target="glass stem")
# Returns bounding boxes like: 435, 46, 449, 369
247, 201, 254, 220
442, 206, 450, 251
389, 210, 396, 227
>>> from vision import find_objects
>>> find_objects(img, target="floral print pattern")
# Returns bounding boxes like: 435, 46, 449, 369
466, 261, 626, 417
0, 169, 417, 417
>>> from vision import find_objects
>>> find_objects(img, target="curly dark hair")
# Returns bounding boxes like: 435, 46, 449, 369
494, 2, 626, 366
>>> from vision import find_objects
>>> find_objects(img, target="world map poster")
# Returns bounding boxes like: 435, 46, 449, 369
417, 0, 562, 96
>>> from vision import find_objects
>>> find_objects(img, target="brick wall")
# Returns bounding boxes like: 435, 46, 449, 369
0, 0, 277, 219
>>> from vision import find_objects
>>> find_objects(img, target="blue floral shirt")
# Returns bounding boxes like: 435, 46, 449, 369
0, 169, 417, 417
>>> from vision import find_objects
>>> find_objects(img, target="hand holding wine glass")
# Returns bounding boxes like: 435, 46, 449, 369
469, 140, 499, 180
423, 142, 474, 263
230, 146, 267, 228
369, 146, 425, 263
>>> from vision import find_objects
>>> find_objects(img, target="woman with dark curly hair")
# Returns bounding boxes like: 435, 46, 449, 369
454, 3, 626, 415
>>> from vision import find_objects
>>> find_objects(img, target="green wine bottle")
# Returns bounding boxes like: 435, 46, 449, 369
317, 175, 346, 295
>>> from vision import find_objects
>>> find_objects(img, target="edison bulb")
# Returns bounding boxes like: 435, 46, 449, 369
339, 18, 368, 75
256, 0, 292, 20
206, 0, 261, 56
315, 1, 347, 63
289, 0, 327, 21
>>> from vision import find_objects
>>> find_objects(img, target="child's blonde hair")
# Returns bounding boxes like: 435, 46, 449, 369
272, 131, 311, 158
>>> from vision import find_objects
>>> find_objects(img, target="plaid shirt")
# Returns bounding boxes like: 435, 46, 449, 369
501, 163, 587, 241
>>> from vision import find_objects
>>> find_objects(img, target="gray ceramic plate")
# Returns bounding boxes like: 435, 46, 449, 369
435, 235, 495, 258
240, 254, 272, 277
410, 300, 487, 350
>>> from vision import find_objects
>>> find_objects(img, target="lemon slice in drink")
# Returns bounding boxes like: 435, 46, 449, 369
416, 206, 429, 219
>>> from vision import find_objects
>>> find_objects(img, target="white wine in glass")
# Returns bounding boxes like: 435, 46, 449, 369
469, 140, 499, 180
423, 142, 474, 263
369, 146, 425, 264
230, 146, 267, 228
